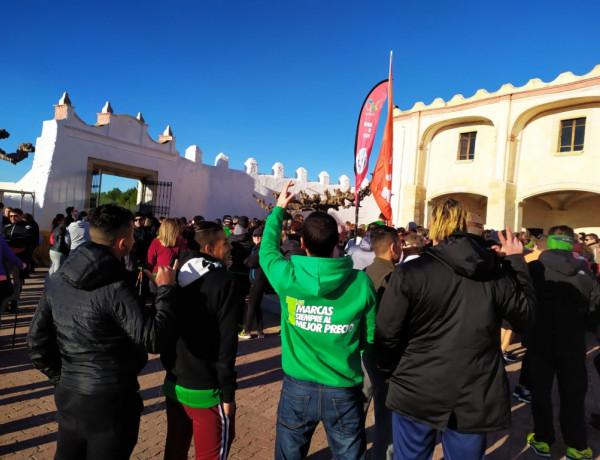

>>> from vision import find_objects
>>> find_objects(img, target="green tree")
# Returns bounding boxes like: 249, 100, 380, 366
97, 187, 138, 212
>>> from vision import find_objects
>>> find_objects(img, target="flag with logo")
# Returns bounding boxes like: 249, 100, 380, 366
354, 80, 389, 202
371, 52, 394, 223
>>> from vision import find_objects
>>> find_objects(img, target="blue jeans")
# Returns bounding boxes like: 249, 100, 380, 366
275, 375, 366, 460
392, 412, 486, 460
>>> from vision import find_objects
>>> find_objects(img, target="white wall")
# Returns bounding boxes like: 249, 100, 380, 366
3, 100, 380, 231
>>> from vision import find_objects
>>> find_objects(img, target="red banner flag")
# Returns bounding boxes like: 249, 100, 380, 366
354, 80, 389, 202
371, 53, 394, 223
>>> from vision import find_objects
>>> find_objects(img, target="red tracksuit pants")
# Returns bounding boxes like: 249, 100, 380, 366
164, 397, 233, 460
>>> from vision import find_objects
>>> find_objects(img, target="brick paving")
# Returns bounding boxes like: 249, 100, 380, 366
1, 268, 599, 459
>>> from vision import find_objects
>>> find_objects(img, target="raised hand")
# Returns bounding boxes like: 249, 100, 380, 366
276, 179, 296, 209
494, 226, 523, 257
155, 259, 179, 286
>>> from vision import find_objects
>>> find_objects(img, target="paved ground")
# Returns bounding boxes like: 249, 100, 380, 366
1, 268, 599, 459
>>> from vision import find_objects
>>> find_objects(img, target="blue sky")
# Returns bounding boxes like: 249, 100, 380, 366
1, 0, 599, 191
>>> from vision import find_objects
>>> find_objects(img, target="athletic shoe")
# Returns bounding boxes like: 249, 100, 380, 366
526, 433, 550, 457
238, 330, 251, 339
512, 386, 532, 404
503, 351, 517, 363
257, 332, 265, 339
565, 446, 593, 460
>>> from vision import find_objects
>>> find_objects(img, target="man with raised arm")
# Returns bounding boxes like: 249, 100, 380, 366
376, 198, 536, 460
27, 204, 178, 460
260, 180, 377, 460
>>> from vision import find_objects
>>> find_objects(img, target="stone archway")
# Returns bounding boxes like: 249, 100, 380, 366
508, 98, 600, 184
85, 157, 160, 212
416, 116, 495, 187
426, 192, 488, 228
519, 190, 600, 234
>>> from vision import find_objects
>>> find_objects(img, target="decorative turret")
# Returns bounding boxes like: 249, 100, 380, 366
215, 153, 229, 168
245, 157, 258, 175
318, 171, 330, 186
272, 162, 284, 179
185, 145, 202, 163
339, 175, 350, 188
158, 125, 173, 144
96, 101, 113, 126
54, 92, 74, 120
295, 167, 308, 182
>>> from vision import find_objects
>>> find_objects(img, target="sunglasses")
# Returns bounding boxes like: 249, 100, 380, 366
9, 214, 19, 218
134, 218, 144, 222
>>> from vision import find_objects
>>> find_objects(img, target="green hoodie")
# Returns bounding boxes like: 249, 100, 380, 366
260, 207, 377, 387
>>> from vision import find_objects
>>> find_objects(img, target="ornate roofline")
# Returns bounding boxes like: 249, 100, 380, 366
396, 64, 600, 116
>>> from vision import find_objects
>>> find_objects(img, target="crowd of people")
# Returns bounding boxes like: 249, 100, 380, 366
0, 184, 598, 460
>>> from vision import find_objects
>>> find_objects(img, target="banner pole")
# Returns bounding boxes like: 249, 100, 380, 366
354, 192, 360, 243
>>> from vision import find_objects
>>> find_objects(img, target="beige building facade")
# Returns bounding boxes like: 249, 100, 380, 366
391, 65, 600, 235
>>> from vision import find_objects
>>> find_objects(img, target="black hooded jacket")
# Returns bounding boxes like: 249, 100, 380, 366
27, 242, 175, 395
376, 232, 536, 433
281, 235, 305, 260
161, 250, 242, 403
528, 249, 600, 354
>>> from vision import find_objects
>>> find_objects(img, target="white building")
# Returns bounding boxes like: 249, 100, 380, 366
390, 64, 600, 235
1, 93, 379, 231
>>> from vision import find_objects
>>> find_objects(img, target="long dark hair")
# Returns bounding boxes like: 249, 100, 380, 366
51, 213, 66, 236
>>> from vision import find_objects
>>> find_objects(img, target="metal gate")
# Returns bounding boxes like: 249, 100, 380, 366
139, 179, 172, 217
89, 169, 103, 209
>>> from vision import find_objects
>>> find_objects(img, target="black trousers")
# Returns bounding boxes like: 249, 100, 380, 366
518, 351, 531, 389
54, 385, 143, 460
529, 349, 588, 450
244, 271, 269, 332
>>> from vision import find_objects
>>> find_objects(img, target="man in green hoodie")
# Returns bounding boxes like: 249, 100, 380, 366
260, 180, 377, 460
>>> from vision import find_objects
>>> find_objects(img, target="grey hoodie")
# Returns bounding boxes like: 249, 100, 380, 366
66, 220, 91, 251
347, 236, 375, 270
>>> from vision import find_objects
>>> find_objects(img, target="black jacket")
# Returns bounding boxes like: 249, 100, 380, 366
244, 243, 263, 283
528, 249, 600, 354
2, 221, 36, 262
281, 236, 305, 260
27, 242, 175, 395
376, 233, 536, 433
161, 250, 242, 403
126, 226, 153, 271
228, 231, 253, 274
50, 226, 69, 255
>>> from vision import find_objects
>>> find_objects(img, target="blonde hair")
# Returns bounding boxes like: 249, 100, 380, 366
429, 198, 468, 242
158, 218, 180, 248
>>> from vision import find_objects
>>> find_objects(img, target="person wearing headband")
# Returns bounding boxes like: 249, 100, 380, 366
526, 225, 599, 459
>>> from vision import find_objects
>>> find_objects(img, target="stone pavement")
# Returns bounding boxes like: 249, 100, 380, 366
1, 268, 599, 459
